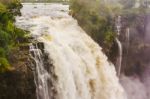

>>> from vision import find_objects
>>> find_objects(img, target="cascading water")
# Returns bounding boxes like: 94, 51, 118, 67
29, 44, 51, 99
123, 28, 130, 71
115, 16, 123, 77
115, 38, 122, 76
16, 3, 126, 99
125, 28, 130, 55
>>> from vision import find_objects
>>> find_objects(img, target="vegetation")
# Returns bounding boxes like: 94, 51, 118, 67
21, 0, 69, 3
117, 0, 150, 75
70, 0, 122, 56
0, 0, 28, 73
70, 0, 150, 75
0, 0, 149, 76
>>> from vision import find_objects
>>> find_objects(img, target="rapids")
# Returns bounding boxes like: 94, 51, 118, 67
16, 3, 126, 99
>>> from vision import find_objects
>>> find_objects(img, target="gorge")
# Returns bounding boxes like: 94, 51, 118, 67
16, 3, 126, 99
0, 0, 150, 99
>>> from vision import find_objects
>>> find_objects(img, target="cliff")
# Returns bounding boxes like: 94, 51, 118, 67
0, 48, 36, 99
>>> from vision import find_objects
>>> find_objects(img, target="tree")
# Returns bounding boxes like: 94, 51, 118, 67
0, 0, 26, 73
70, 0, 121, 55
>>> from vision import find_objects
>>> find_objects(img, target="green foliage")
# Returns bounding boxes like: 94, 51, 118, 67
70, 0, 121, 54
0, 48, 6, 57
0, 2, 7, 12
0, 58, 11, 73
23, 0, 69, 2
7, 0, 23, 16
0, 29, 10, 48
6, 21, 14, 32
119, 0, 136, 9
0, 0, 27, 72
14, 27, 26, 38
104, 31, 115, 47
70, 0, 149, 54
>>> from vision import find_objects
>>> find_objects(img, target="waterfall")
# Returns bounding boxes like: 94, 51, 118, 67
29, 44, 51, 99
115, 38, 123, 77
115, 16, 123, 77
16, 3, 126, 99
126, 28, 130, 52
123, 28, 130, 71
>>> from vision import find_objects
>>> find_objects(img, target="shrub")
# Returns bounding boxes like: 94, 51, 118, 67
0, 0, 28, 73
0, 48, 6, 57
70, 0, 121, 55
0, 57, 11, 73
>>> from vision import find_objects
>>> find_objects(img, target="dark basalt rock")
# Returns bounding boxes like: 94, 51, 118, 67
30, 43, 58, 99
37, 42, 44, 51
19, 45, 30, 51
120, 14, 150, 76
0, 49, 36, 99
0, 63, 36, 99
0, 70, 36, 99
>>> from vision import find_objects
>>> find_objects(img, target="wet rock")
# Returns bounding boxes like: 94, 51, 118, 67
37, 42, 44, 50
0, 48, 36, 99
0, 62, 36, 99
19, 45, 30, 51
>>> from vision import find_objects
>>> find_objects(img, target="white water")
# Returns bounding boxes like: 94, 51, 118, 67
16, 3, 126, 99
29, 44, 51, 99
126, 28, 130, 55
115, 38, 122, 77
115, 16, 122, 77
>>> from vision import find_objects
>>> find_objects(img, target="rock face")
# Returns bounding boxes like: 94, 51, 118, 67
0, 68, 36, 99
0, 48, 36, 99
120, 14, 150, 76
0, 42, 53, 99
